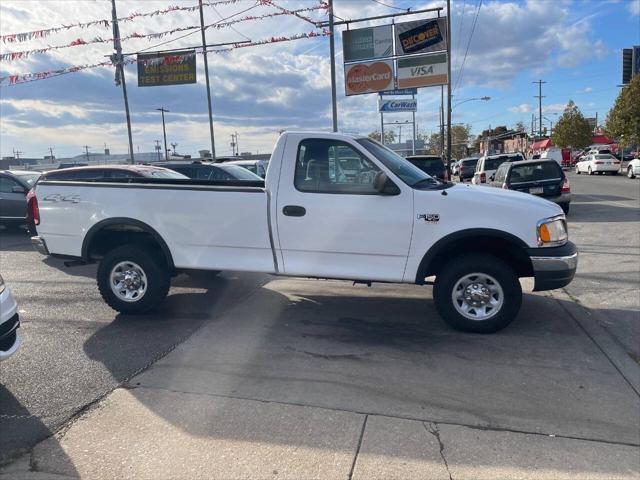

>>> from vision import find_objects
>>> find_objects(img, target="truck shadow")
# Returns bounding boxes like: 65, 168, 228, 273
74, 279, 639, 477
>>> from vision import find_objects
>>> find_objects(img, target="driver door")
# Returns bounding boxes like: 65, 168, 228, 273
275, 137, 413, 282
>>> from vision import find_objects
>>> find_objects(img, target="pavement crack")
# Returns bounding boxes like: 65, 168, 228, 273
424, 422, 453, 480
347, 414, 368, 480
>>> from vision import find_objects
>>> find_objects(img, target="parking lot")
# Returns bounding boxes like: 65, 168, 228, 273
1, 171, 639, 478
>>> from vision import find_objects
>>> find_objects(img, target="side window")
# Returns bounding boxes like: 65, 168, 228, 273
73, 170, 105, 180
494, 165, 507, 183
210, 167, 233, 181
109, 170, 134, 179
0, 176, 20, 193
294, 139, 380, 194
196, 167, 213, 180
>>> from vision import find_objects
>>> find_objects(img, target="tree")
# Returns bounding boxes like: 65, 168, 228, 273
368, 130, 396, 144
514, 121, 526, 132
605, 75, 640, 149
551, 100, 592, 149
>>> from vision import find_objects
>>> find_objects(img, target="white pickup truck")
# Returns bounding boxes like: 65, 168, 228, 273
29, 132, 577, 333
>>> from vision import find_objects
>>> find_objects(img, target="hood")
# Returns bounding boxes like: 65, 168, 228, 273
444, 183, 562, 216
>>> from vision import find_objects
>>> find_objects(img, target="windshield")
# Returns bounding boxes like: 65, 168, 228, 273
15, 172, 41, 186
143, 169, 189, 179
356, 138, 438, 187
595, 154, 614, 160
218, 164, 263, 180
509, 162, 562, 183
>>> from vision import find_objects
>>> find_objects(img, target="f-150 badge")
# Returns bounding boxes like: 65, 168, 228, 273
418, 213, 440, 223
42, 194, 81, 203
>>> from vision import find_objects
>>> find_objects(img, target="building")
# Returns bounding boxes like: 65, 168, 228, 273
478, 130, 528, 156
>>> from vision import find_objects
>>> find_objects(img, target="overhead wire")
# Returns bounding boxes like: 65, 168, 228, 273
370, 0, 411, 12
453, 0, 481, 93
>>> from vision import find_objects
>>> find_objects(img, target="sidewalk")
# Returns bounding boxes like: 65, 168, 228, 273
2, 386, 638, 480
2, 277, 639, 479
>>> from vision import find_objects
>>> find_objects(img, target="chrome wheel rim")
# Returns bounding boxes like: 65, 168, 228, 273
452, 272, 504, 321
110, 261, 147, 303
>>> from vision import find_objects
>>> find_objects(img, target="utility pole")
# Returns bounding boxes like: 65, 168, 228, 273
84, 145, 90, 162
440, 87, 445, 156
230, 133, 237, 156
328, 0, 338, 132
533, 79, 546, 138
13, 148, 22, 160
49, 147, 54, 161
199, 0, 216, 160
446, 0, 452, 166
156, 107, 169, 160
111, 0, 134, 164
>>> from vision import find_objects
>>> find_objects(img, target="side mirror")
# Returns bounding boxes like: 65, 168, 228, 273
374, 171, 400, 196
11, 185, 26, 194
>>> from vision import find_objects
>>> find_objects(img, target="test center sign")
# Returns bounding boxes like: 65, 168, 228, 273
137, 50, 196, 87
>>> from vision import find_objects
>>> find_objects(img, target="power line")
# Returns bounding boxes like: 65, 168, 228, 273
453, 0, 481, 93
210, 3, 251, 41
370, 0, 411, 12
455, 0, 466, 72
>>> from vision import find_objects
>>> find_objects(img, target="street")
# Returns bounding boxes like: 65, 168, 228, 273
1, 171, 639, 478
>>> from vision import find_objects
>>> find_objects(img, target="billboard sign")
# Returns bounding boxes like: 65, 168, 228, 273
379, 88, 418, 96
344, 59, 394, 96
378, 98, 417, 112
397, 53, 448, 88
137, 50, 196, 87
395, 18, 447, 56
342, 25, 393, 62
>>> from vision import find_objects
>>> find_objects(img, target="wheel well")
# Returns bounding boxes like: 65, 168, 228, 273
416, 235, 533, 283
82, 220, 174, 269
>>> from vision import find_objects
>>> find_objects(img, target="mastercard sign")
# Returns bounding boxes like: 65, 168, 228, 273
344, 60, 394, 96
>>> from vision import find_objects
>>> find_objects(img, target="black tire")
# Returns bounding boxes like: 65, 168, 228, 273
628, 166, 636, 179
560, 203, 570, 214
611, 171, 618, 176
575, 168, 581, 174
588, 167, 593, 175
433, 253, 522, 333
97, 244, 170, 314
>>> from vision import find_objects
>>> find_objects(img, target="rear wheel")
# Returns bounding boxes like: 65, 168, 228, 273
433, 254, 522, 333
97, 244, 170, 314
588, 167, 593, 175
628, 166, 636, 179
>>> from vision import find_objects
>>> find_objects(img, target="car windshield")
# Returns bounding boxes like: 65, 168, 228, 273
15, 172, 41, 186
509, 162, 562, 183
356, 138, 439, 187
485, 155, 523, 170
218, 164, 263, 180
142, 169, 189, 179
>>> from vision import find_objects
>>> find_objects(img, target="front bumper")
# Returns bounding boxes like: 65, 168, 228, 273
528, 241, 578, 291
31, 235, 50, 255
0, 285, 20, 361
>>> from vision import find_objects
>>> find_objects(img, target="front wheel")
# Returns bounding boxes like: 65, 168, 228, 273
575, 166, 581, 174
628, 166, 636, 179
97, 244, 170, 314
588, 167, 593, 175
433, 254, 522, 333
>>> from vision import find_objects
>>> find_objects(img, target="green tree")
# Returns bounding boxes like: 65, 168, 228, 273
368, 130, 396, 144
551, 100, 592, 149
605, 75, 640, 149
514, 121, 526, 132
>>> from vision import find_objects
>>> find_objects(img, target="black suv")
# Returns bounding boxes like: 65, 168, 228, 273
405, 155, 447, 182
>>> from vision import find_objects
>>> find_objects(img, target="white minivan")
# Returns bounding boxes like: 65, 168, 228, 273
472, 153, 525, 185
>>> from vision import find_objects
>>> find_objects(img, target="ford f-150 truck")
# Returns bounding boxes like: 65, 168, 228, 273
28, 132, 577, 333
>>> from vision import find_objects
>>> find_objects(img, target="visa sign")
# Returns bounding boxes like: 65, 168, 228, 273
378, 98, 417, 112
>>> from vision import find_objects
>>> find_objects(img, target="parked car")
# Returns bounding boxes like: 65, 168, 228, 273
472, 153, 524, 185
451, 160, 460, 176
157, 162, 263, 181
225, 159, 269, 178
627, 158, 640, 179
457, 157, 479, 182
40, 164, 188, 181
30, 132, 577, 334
0, 170, 42, 228
575, 154, 621, 175
0, 273, 20, 361
489, 160, 571, 214
405, 155, 448, 182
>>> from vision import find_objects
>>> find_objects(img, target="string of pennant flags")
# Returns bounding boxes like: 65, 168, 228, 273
0, 30, 331, 86
0, 5, 327, 62
0, 0, 244, 44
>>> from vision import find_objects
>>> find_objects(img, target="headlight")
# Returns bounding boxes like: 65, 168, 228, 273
537, 215, 568, 247
0, 274, 4, 294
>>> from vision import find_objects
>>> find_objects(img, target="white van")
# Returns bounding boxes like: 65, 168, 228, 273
540, 149, 563, 166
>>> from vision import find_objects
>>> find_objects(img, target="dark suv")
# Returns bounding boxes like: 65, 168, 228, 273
405, 155, 447, 182
157, 162, 262, 181
457, 157, 479, 181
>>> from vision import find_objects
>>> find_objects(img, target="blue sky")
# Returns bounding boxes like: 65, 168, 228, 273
0, 0, 638, 159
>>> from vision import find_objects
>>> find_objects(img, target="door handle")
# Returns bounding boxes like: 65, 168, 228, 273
282, 205, 306, 217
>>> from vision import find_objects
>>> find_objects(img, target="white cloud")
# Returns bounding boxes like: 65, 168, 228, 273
584, 87, 593, 93
629, 0, 640, 15
508, 103, 532, 113
543, 103, 568, 114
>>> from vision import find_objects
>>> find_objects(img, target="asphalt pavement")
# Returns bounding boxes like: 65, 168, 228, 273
0, 172, 638, 478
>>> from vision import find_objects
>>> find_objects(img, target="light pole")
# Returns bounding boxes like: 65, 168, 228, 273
156, 107, 169, 160
452, 96, 491, 109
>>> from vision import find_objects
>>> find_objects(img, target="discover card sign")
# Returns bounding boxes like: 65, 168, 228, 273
344, 59, 394, 96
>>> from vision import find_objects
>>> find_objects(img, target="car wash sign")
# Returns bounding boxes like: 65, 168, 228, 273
378, 98, 417, 112
137, 49, 196, 87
